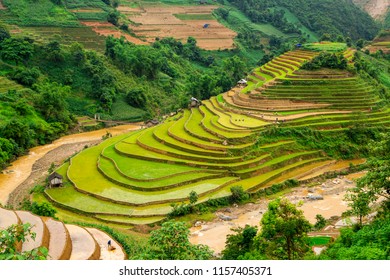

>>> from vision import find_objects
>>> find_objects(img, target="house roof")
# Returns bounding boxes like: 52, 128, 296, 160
48, 172, 63, 181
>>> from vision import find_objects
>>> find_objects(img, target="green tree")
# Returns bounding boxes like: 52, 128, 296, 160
0, 119, 32, 149
125, 87, 147, 108
313, 214, 327, 230
144, 221, 213, 260
189, 190, 198, 205
230, 185, 249, 203
0, 223, 48, 260
69, 42, 85, 65
107, 10, 120, 26
345, 187, 372, 227
45, 40, 64, 62
10, 67, 41, 86
30, 202, 57, 218
0, 38, 34, 65
347, 133, 390, 217
356, 39, 365, 49
34, 82, 72, 123
318, 216, 389, 260
0, 24, 10, 42
259, 198, 312, 260
221, 225, 258, 260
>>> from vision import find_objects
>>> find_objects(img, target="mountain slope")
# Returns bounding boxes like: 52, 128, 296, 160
227, 0, 379, 40
352, 0, 389, 19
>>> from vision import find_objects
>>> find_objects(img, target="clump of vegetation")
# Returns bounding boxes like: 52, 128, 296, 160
0, 223, 48, 260
135, 221, 213, 260
302, 51, 347, 70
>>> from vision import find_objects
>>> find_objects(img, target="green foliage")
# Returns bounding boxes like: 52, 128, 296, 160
0, 25, 10, 42
10, 67, 41, 86
0, 223, 48, 260
319, 217, 390, 260
34, 82, 73, 124
349, 132, 390, 216
107, 10, 119, 26
2, 0, 78, 27
302, 51, 347, 70
125, 87, 147, 108
229, 185, 250, 203
139, 221, 213, 260
30, 202, 57, 218
189, 190, 198, 205
227, 0, 378, 40
313, 214, 327, 230
30, 185, 46, 194
258, 198, 312, 259
0, 37, 34, 65
221, 225, 258, 259
345, 186, 372, 226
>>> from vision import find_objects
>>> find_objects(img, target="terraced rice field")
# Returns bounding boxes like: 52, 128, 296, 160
19, 26, 107, 52
43, 48, 382, 225
119, 4, 236, 50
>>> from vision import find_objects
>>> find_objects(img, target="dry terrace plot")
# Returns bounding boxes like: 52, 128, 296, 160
0, 0, 5, 10
122, 5, 237, 50
80, 21, 147, 45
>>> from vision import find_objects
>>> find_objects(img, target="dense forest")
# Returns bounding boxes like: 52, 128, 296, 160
226, 0, 379, 40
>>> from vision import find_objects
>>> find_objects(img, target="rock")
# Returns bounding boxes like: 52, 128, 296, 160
335, 217, 358, 228
194, 221, 203, 227
313, 246, 327, 255
219, 214, 233, 221
307, 194, 324, 200
222, 140, 228, 146
223, 208, 232, 213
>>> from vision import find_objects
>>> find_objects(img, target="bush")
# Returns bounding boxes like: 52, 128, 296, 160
30, 202, 57, 218
230, 186, 249, 203
29, 185, 45, 194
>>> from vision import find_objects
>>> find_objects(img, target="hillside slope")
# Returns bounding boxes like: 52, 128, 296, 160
227, 0, 379, 40
352, 0, 389, 19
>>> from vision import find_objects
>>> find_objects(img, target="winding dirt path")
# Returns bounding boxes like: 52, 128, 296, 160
0, 124, 142, 206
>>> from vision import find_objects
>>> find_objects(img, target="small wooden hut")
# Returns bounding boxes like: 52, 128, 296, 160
48, 172, 63, 188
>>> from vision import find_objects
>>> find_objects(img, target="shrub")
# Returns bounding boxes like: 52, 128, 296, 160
230, 186, 249, 203
30, 202, 57, 218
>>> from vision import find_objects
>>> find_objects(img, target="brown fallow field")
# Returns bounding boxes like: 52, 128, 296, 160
120, 5, 237, 50
81, 21, 148, 45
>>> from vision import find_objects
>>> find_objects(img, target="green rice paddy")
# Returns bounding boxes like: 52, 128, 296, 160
41, 48, 381, 225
